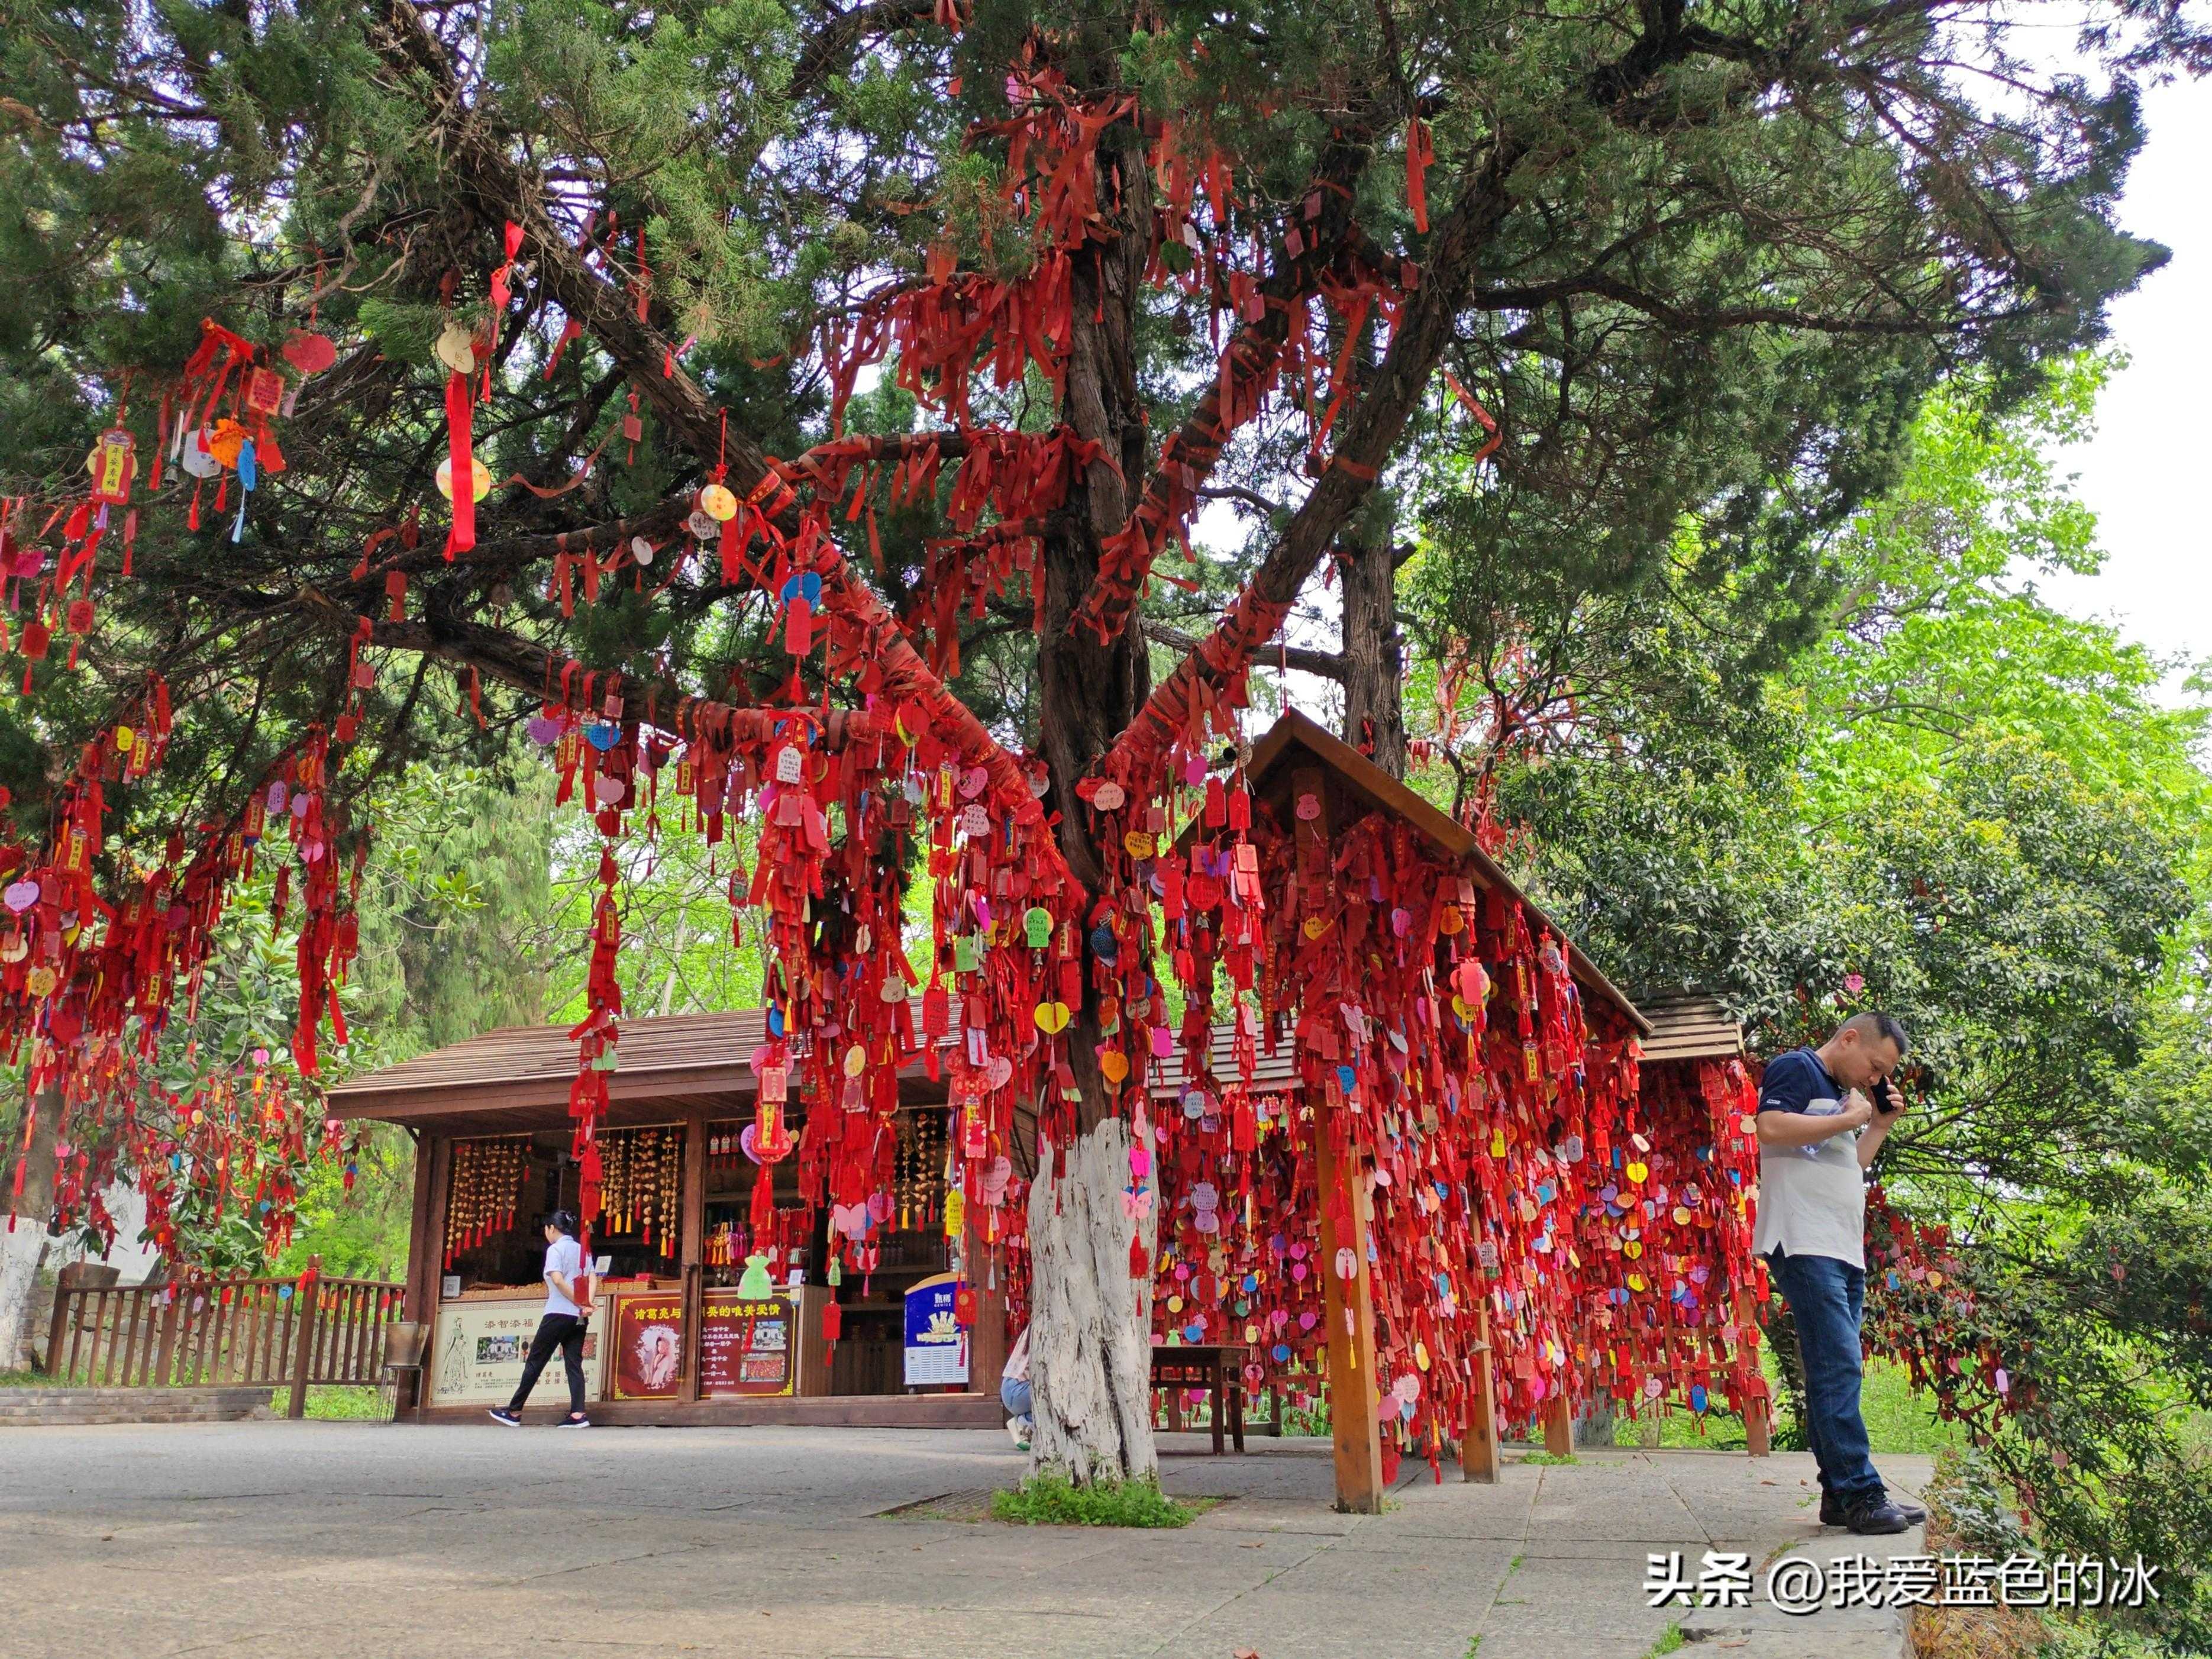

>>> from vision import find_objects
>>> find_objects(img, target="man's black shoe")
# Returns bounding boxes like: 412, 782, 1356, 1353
1821, 1493, 1926, 1526
1844, 1499, 1913, 1535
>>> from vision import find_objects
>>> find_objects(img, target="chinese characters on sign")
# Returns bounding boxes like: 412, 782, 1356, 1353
699, 1292, 795, 1397
1645, 1550, 2162, 1615
610, 1295, 687, 1400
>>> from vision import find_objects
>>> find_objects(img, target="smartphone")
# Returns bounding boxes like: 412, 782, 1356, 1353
1873, 1076, 1903, 1115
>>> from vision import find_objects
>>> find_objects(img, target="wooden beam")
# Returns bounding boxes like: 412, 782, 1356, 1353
965, 1205, 1009, 1402
1461, 1306, 1502, 1483
1292, 762, 1386, 1513
1738, 1286, 1772, 1457
1542, 1387, 1574, 1457
1316, 1129, 1386, 1512
396, 1136, 438, 1414
412, 1137, 453, 1421
679, 1111, 707, 1402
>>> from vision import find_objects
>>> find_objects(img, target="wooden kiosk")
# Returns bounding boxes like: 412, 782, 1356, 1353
329, 1010, 1006, 1425
1157, 711, 1656, 1509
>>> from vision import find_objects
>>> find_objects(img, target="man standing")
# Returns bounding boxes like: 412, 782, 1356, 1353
1755, 1012, 1926, 1535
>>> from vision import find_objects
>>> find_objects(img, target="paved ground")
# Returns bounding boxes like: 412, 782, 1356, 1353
0, 1422, 1929, 1658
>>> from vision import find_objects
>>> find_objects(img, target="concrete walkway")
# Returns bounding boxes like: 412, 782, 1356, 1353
0, 1421, 1927, 1658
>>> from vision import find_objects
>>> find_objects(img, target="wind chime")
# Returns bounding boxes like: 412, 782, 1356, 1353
894, 1111, 944, 1235
596, 1126, 682, 1248
443, 1137, 530, 1264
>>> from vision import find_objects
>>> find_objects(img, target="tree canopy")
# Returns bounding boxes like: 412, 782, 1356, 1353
1, 0, 2201, 1487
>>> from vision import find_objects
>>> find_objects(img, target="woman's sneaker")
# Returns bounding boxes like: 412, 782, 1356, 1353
488, 1408, 521, 1426
556, 1413, 592, 1428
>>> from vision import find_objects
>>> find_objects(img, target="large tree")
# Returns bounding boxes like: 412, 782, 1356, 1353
0, 0, 2190, 1474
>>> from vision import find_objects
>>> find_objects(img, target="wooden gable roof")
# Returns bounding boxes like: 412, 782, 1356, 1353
1240, 709, 1650, 1035
1632, 990, 1746, 1064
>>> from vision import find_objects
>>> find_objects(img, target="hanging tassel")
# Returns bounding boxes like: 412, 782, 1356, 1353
443, 370, 476, 558
1406, 117, 1433, 235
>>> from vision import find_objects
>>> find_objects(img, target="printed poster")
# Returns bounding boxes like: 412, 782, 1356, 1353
609, 1291, 688, 1400
428, 1298, 605, 1406
902, 1272, 970, 1387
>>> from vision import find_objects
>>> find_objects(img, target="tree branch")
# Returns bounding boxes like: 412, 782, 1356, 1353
1142, 619, 1344, 682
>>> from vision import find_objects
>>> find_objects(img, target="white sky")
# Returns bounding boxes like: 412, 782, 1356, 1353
2029, 72, 2212, 689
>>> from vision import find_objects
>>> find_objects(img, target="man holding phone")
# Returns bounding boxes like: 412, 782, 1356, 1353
1755, 1011, 1923, 1535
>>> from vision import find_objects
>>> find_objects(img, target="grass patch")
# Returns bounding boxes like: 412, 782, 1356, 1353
0, 1368, 50, 1387
989, 1470, 1206, 1528
1643, 1623, 1686, 1657
263, 1385, 389, 1421
1630, 1354, 1966, 1456
1519, 1451, 1578, 1466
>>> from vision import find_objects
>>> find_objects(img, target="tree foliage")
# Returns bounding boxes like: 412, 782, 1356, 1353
1447, 360, 2212, 1647
1, 0, 2200, 1479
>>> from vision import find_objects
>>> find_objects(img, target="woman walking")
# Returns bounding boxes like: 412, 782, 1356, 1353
490, 1210, 593, 1428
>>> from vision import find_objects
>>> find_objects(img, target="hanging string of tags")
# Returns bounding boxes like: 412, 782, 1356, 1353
1136, 795, 1654, 1484
517, 651, 1075, 1277
595, 1126, 682, 1247
444, 1137, 532, 1264
25, 1033, 352, 1267
1575, 1058, 1768, 1429
1, 704, 366, 1250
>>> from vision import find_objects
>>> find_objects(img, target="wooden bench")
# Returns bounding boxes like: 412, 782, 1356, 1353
1151, 1342, 1246, 1455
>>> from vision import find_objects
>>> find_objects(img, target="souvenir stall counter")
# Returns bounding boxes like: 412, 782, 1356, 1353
328, 1008, 1006, 1427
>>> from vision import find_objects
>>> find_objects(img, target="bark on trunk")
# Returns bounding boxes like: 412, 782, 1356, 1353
1025, 1115, 1158, 1484
1339, 541, 1406, 777
0, 1086, 60, 1370
1021, 98, 1162, 1484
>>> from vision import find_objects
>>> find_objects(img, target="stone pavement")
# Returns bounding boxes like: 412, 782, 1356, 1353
0, 1421, 1928, 1659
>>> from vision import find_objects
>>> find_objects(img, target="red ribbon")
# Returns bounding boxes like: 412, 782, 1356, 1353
443, 370, 475, 558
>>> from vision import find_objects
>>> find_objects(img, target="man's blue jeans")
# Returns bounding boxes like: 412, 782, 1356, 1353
1768, 1250, 1885, 1508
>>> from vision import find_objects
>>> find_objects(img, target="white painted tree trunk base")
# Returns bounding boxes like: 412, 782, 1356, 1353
0, 1224, 50, 1371
1026, 1115, 1158, 1485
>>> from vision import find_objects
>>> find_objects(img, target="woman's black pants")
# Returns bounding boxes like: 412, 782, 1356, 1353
508, 1313, 586, 1414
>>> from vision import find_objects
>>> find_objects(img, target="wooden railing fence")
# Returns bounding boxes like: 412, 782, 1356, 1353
39, 1256, 406, 1418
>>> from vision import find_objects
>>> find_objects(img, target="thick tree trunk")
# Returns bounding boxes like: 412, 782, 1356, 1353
1339, 541, 1405, 777
1024, 96, 1159, 1484
1025, 1116, 1158, 1483
0, 1086, 60, 1370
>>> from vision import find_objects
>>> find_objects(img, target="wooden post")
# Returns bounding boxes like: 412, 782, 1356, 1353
965, 1202, 1009, 1401
679, 1112, 706, 1402
1461, 1303, 1502, 1483
153, 1282, 182, 1387
287, 1255, 322, 1420
43, 1279, 70, 1380
1316, 1128, 1386, 1512
1293, 763, 1385, 1513
1542, 1387, 1574, 1457
1737, 1286, 1771, 1456
393, 1135, 437, 1413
